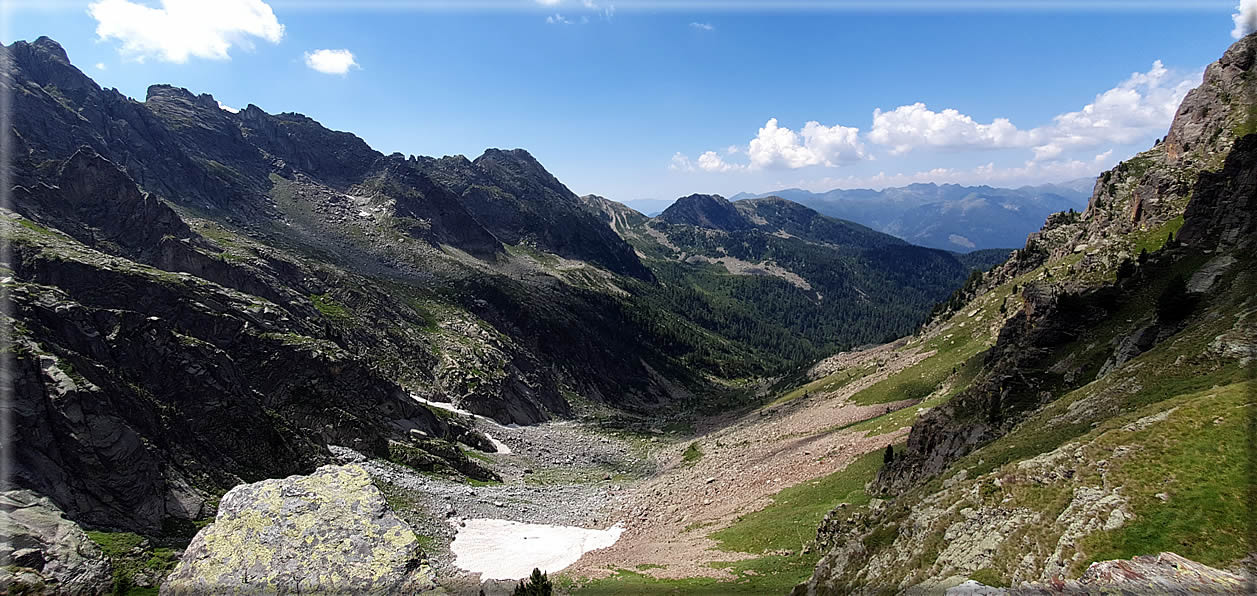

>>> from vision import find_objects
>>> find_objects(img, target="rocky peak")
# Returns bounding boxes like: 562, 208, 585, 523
29, 36, 70, 63
4, 37, 100, 107
145, 84, 219, 110
658, 193, 752, 231
1163, 30, 1257, 166
472, 148, 578, 205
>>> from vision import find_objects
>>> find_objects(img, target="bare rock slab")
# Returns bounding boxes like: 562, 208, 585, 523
0, 490, 113, 595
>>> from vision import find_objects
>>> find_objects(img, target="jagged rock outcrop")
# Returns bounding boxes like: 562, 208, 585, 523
415, 149, 653, 279
162, 465, 436, 595
0, 490, 113, 595
1013, 552, 1252, 594
12, 147, 196, 260
1164, 32, 1257, 165
1177, 133, 1257, 250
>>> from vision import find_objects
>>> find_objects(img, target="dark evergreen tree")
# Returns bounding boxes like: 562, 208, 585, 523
1156, 274, 1196, 321
513, 568, 553, 596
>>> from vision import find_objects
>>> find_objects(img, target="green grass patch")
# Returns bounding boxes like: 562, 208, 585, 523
568, 446, 891, 595
769, 365, 875, 407
309, 293, 352, 322
711, 447, 885, 554
1078, 381, 1254, 570
85, 531, 179, 596
968, 567, 1010, 588
17, 218, 56, 236
681, 442, 703, 465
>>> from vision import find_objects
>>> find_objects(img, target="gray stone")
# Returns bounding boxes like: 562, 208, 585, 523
0, 490, 113, 595
161, 465, 435, 595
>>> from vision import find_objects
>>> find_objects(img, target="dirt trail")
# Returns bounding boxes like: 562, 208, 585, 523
567, 341, 928, 580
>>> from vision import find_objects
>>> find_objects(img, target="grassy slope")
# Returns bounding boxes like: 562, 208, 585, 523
796, 216, 1256, 588
563, 449, 890, 595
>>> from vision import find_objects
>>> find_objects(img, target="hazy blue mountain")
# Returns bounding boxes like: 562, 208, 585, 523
729, 182, 1092, 252
620, 198, 678, 216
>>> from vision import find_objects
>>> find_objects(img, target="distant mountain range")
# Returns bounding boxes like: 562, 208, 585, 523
629, 181, 1093, 252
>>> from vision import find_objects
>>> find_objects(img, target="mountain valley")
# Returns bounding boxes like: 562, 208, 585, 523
3, 24, 1256, 596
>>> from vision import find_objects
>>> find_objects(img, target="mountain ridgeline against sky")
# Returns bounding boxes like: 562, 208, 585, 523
1, 36, 985, 544
725, 181, 1093, 252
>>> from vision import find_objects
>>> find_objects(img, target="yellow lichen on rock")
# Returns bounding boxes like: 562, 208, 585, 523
161, 464, 436, 595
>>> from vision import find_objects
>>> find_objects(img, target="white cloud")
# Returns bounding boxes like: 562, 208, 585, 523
217, 101, 239, 113
1040, 61, 1196, 157
94, 62, 106, 70
725, 145, 740, 155
808, 155, 1116, 191
669, 152, 694, 172
747, 118, 867, 170
869, 103, 1029, 154
1234, 0, 1257, 38
304, 49, 357, 75
546, 13, 574, 24
88, 0, 283, 63
690, 22, 714, 31
536, 0, 560, 5
698, 151, 742, 172
866, 61, 1196, 161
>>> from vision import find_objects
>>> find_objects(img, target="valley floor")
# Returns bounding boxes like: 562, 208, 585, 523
351, 338, 945, 595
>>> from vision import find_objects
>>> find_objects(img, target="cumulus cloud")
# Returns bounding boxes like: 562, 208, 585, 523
1234, 0, 1257, 38
869, 104, 1029, 154
546, 13, 574, 24
536, 0, 560, 5
95, 62, 106, 70
88, 0, 283, 63
867, 61, 1196, 161
672, 60, 1194, 179
747, 118, 867, 169
304, 49, 357, 75
690, 22, 714, 31
698, 151, 742, 172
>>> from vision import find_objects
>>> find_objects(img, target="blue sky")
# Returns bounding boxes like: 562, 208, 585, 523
4, 1, 1247, 203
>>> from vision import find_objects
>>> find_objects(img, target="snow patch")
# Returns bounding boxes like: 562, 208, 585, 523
451, 519, 624, 580
410, 394, 512, 454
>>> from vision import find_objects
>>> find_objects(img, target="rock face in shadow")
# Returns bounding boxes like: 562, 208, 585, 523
658, 194, 754, 231
415, 149, 653, 279
162, 465, 436, 595
0, 490, 113, 595
12, 147, 195, 260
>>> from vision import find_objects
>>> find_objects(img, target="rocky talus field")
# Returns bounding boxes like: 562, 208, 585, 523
3, 30, 1257, 596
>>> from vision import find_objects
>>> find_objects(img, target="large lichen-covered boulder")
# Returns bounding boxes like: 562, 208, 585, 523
0, 490, 113, 595
161, 465, 435, 594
